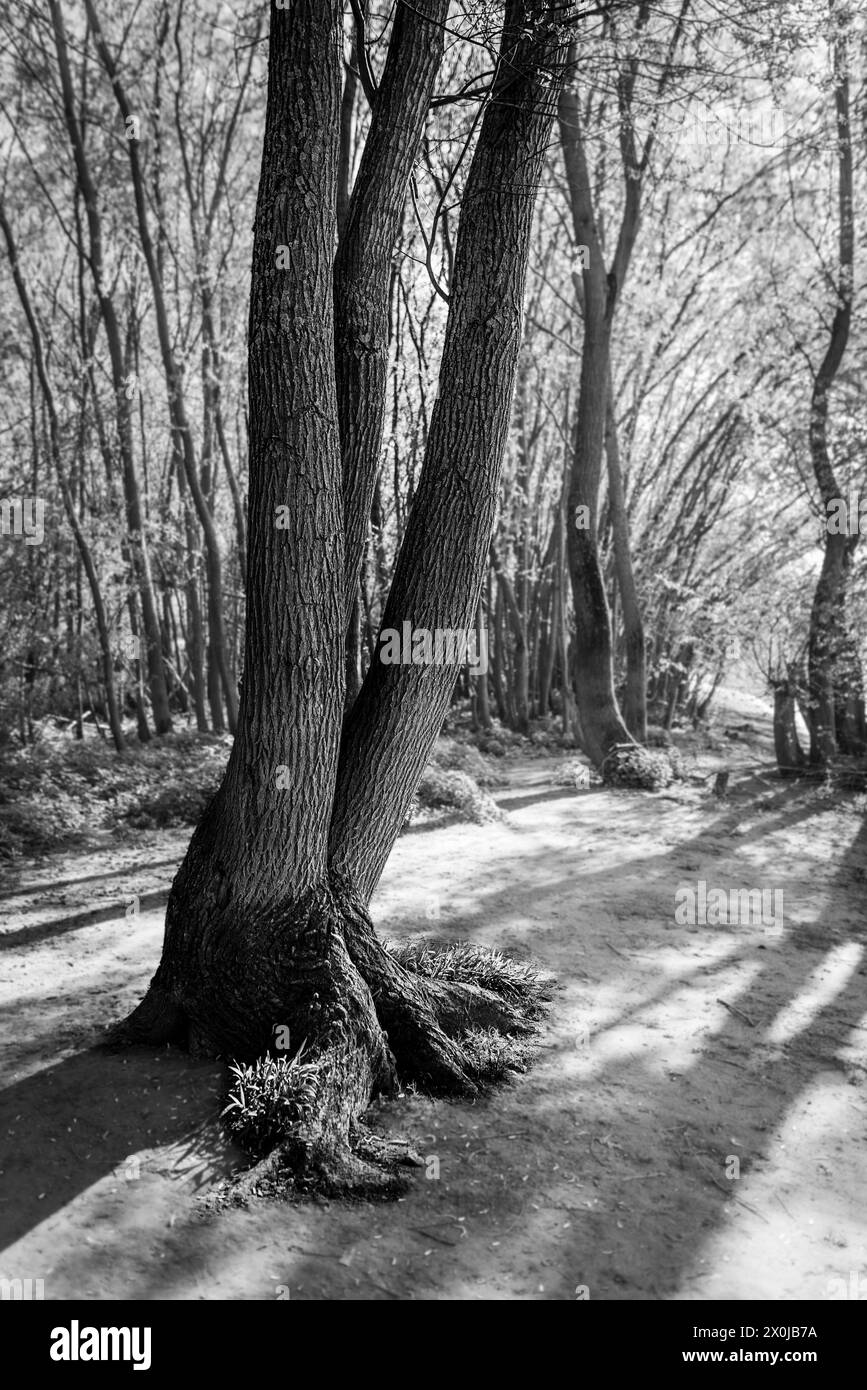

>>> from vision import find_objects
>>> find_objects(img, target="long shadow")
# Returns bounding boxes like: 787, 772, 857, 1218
0, 765, 863, 1300
0, 888, 171, 952
0, 1044, 241, 1253
0, 857, 180, 903
378, 768, 867, 1299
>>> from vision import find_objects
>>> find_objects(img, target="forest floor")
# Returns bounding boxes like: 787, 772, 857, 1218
1, 688, 866, 1301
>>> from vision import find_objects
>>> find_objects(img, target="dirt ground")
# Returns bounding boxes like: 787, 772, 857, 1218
1, 691, 866, 1301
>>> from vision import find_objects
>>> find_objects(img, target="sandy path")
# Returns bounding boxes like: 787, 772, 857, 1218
1, 733, 865, 1300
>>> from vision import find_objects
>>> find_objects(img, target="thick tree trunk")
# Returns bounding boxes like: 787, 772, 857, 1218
115, 0, 566, 1195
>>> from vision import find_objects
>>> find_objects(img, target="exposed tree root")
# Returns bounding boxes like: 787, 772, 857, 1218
103, 977, 187, 1050
112, 877, 551, 1201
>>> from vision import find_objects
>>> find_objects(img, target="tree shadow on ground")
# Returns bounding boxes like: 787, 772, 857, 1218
0, 763, 864, 1300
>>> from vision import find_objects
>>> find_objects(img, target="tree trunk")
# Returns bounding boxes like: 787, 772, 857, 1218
605, 375, 647, 741
334, 0, 450, 631
773, 670, 807, 779
114, 0, 567, 1196
558, 62, 633, 769
807, 31, 855, 764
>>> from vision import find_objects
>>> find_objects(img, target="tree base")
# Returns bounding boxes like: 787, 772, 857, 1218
108, 878, 551, 1200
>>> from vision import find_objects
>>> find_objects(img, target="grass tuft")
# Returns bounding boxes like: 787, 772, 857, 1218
221, 1051, 319, 1159
461, 1027, 538, 1082
387, 938, 547, 1011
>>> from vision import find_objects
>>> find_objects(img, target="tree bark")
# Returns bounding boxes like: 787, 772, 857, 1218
329, 7, 567, 900
115, 0, 568, 1195
806, 26, 859, 763
335, 0, 450, 632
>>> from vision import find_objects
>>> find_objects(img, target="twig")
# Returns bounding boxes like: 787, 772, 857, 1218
716, 997, 756, 1027
411, 1227, 461, 1248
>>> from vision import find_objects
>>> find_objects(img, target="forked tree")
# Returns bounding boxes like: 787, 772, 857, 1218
111, 0, 574, 1194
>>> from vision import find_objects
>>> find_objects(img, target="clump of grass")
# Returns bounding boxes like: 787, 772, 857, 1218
601, 743, 675, 791
388, 938, 547, 1012
461, 1027, 538, 1082
222, 1051, 319, 1158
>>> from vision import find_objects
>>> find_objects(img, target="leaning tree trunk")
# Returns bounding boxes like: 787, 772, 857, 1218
113, 0, 568, 1195
334, 0, 450, 642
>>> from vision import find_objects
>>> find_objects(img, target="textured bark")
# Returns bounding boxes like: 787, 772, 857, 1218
116, 1, 566, 1194
329, 7, 569, 902
335, 0, 450, 629
124, 0, 347, 1050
